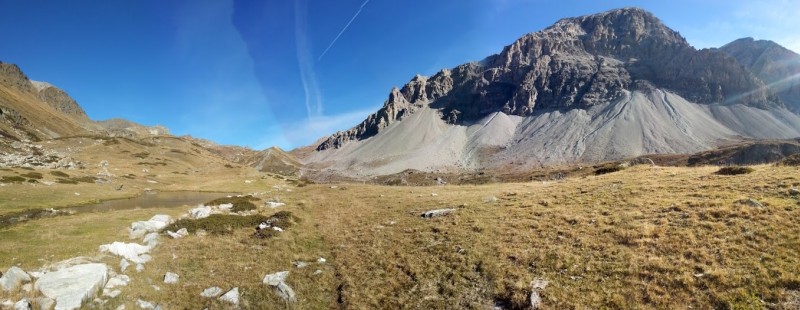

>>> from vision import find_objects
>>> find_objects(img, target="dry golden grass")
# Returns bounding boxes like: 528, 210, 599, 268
2, 164, 800, 309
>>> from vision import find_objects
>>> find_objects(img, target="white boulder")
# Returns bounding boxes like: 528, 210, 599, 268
14, 299, 31, 310
166, 228, 188, 239
189, 205, 212, 219
34, 263, 108, 310
263, 271, 296, 303
163, 272, 179, 284
218, 287, 239, 306
99, 242, 152, 264
200, 286, 223, 298
1, 266, 32, 291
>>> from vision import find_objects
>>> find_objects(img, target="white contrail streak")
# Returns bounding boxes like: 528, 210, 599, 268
318, 0, 371, 61
295, 0, 323, 118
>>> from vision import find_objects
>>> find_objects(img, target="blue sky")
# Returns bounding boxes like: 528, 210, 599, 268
1, 0, 799, 150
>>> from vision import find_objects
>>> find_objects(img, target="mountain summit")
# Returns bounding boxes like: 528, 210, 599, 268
303, 8, 800, 176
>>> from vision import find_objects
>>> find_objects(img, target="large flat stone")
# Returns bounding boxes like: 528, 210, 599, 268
34, 263, 108, 310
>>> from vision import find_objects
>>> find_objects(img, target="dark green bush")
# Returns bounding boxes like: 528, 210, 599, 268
205, 195, 260, 213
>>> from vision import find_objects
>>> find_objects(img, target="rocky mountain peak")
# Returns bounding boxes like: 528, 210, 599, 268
315, 7, 783, 151
720, 37, 800, 112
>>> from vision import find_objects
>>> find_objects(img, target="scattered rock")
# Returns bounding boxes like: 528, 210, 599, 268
35, 263, 108, 310
119, 259, 130, 273
14, 299, 31, 310
200, 286, 223, 298
166, 228, 188, 239
129, 215, 172, 239
263, 271, 296, 303
103, 289, 121, 298
737, 198, 764, 208
317, 257, 326, 263
163, 272, 179, 284
99, 242, 152, 264
135, 264, 144, 273
431, 193, 438, 196
483, 196, 498, 203
135, 299, 159, 310
265, 201, 286, 208
420, 208, 455, 218
293, 261, 309, 269
312, 269, 322, 276
1, 266, 32, 291
189, 206, 212, 219
104, 274, 130, 290
218, 287, 240, 306
530, 278, 549, 309
790, 188, 799, 196
143, 233, 159, 248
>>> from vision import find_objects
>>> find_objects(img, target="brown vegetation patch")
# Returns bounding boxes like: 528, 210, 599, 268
715, 166, 754, 175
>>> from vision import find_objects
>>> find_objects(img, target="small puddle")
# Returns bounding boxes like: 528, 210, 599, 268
66, 191, 238, 213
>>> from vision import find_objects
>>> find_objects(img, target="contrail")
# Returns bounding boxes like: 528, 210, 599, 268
318, 0, 371, 61
295, 0, 323, 118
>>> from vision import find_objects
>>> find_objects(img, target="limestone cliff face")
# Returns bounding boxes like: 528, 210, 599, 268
317, 7, 782, 151
719, 37, 800, 112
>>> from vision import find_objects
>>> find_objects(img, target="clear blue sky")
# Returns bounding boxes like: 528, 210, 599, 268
1, 0, 798, 150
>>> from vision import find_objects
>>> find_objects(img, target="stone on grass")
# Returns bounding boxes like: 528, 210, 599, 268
143, 233, 159, 248
135, 264, 144, 273
99, 242, 152, 264
263, 271, 296, 303
738, 198, 764, 208
163, 272, 179, 284
14, 299, 31, 310
104, 275, 130, 290
200, 286, 223, 298
530, 278, 549, 309
34, 263, 108, 310
420, 208, 455, 218
166, 228, 188, 239
317, 257, 326, 263
219, 287, 239, 306
1, 266, 32, 291
119, 259, 130, 273
789, 188, 799, 196
135, 299, 158, 310
103, 289, 121, 298
483, 196, 498, 203
265, 201, 286, 208
293, 261, 309, 268
189, 206, 212, 219
129, 215, 172, 238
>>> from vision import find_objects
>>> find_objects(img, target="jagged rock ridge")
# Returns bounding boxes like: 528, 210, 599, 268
719, 37, 800, 112
317, 7, 780, 151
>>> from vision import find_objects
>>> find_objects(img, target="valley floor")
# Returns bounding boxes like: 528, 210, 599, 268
1, 164, 799, 309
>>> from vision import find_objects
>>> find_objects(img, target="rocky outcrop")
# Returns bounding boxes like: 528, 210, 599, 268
316, 7, 781, 150
33, 82, 89, 120
719, 38, 800, 112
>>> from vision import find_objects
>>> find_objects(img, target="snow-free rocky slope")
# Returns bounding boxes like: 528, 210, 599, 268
304, 7, 800, 176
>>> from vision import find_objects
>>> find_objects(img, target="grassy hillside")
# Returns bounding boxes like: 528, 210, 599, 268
2, 164, 798, 309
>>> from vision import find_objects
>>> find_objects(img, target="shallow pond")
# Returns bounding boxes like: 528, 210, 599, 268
67, 191, 237, 213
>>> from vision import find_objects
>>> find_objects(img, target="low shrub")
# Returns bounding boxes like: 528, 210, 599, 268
715, 166, 754, 175
205, 195, 260, 213
163, 211, 297, 236
50, 171, 70, 178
